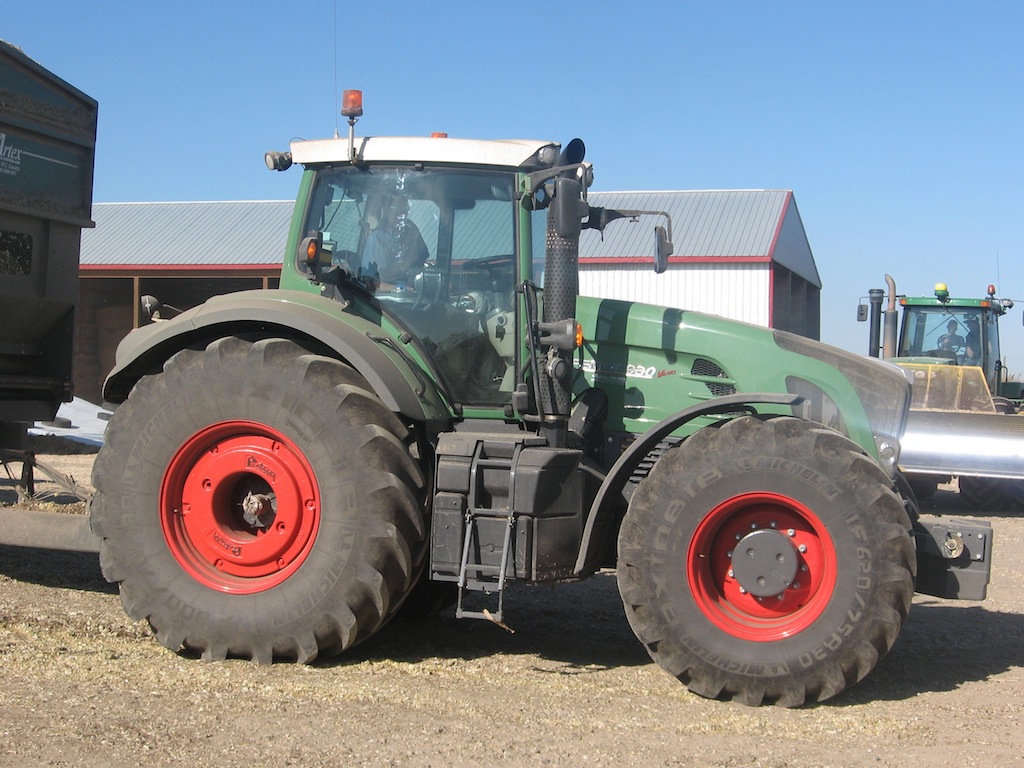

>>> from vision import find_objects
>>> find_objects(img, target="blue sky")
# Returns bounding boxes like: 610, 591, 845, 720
6, 1, 1024, 371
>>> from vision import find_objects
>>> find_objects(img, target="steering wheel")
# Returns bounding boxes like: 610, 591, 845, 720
936, 333, 964, 356
449, 291, 489, 315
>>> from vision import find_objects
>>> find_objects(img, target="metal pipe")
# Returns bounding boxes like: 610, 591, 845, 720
537, 206, 578, 448
882, 274, 898, 359
867, 288, 884, 357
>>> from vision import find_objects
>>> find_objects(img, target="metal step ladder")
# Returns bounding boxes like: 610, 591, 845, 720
455, 440, 524, 623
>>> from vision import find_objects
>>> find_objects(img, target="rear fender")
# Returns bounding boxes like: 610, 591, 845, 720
573, 392, 802, 575
102, 289, 450, 423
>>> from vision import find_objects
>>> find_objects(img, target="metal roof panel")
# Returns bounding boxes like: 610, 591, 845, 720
582, 190, 789, 258
581, 190, 819, 286
81, 201, 293, 267
80, 190, 819, 286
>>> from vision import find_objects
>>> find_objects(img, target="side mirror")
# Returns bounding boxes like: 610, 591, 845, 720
857, 304, 869, 322
140, 294, 161, 320
140, 294, 182, 322
654, 226, 672, 274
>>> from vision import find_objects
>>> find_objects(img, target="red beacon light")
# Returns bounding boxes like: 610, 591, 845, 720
341, 89, 363, 163
341, 89, 363, 118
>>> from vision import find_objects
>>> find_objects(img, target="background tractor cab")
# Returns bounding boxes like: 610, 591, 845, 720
861, 275, 1024, 509
862, 277, 1020, 407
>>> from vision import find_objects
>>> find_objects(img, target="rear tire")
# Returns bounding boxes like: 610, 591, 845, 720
958, 476, 1024, 512
617, 416, 915, 706
91, 337, 426, 662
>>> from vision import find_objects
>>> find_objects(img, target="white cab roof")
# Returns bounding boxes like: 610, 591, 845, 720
290, 135, 556, 169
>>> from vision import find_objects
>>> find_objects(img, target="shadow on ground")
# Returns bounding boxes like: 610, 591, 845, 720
0, 546, 111, 593
2, 510, 1021, 701
832, 598, 1024, 705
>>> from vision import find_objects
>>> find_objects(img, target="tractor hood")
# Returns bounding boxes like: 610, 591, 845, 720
573, 296, 910, 473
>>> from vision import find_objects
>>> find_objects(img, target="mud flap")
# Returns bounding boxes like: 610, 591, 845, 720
913, 516, 992, 600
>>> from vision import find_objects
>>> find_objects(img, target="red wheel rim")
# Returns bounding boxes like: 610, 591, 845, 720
687, 492, 837, 641
160, 421, 320, 594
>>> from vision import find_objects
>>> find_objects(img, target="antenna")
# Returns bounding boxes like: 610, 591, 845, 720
333, 0, 340, 138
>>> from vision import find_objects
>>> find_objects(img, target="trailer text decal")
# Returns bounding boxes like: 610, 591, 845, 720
0, 132, 79, 178
0, 133, 22, 176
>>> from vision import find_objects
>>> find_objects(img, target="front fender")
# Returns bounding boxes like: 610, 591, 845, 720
102, 289, 450, 423
573, 392, 802, 575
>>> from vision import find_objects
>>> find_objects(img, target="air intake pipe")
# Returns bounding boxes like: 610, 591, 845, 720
536, 176, 587, 447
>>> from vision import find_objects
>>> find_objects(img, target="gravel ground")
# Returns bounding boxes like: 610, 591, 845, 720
2, 439, 1023, 767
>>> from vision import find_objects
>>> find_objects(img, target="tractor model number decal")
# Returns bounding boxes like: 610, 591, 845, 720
579, 359, 658, 380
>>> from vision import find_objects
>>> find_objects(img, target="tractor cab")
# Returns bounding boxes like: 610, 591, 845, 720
895, 283, 1010, 397
291, 163, 524, 408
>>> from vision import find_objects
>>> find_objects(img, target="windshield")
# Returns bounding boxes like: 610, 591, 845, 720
898, 307, 989, 370
302, 166, 520, 407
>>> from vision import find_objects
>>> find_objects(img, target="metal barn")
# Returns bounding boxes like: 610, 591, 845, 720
582, 190, 820, 339
75, 191, 820, 403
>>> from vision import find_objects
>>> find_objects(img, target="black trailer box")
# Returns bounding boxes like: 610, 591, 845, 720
0, 40, 97, 426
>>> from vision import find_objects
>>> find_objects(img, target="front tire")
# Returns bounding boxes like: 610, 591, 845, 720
616, 416, 915, 706
91, 337, 426, 662
958, 475, 1024, 512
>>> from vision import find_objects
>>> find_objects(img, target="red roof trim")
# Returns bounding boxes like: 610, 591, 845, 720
578, 255, 774, 265
80, 263, 278, 273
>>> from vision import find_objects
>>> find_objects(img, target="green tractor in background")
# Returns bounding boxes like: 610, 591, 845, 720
862, 276, 1024, 508
88, 92, 991, 706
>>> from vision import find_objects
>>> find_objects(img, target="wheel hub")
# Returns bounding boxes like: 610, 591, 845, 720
730, 528, 800, 598
160, 421, 320, 594
687, 491, 838, 641
241, 491, 277, 528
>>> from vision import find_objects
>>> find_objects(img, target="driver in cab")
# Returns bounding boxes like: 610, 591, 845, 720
364, 195, 429, 292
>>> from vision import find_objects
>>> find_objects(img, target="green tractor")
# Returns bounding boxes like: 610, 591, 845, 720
862, 275, 1024, 508
88, 92, 990, 706
863, 276, 1020, 406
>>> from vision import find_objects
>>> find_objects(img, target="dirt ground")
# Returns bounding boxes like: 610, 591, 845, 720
2, 438, 1023, 767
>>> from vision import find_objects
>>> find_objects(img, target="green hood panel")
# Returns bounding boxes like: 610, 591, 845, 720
573, 297, 907, 459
